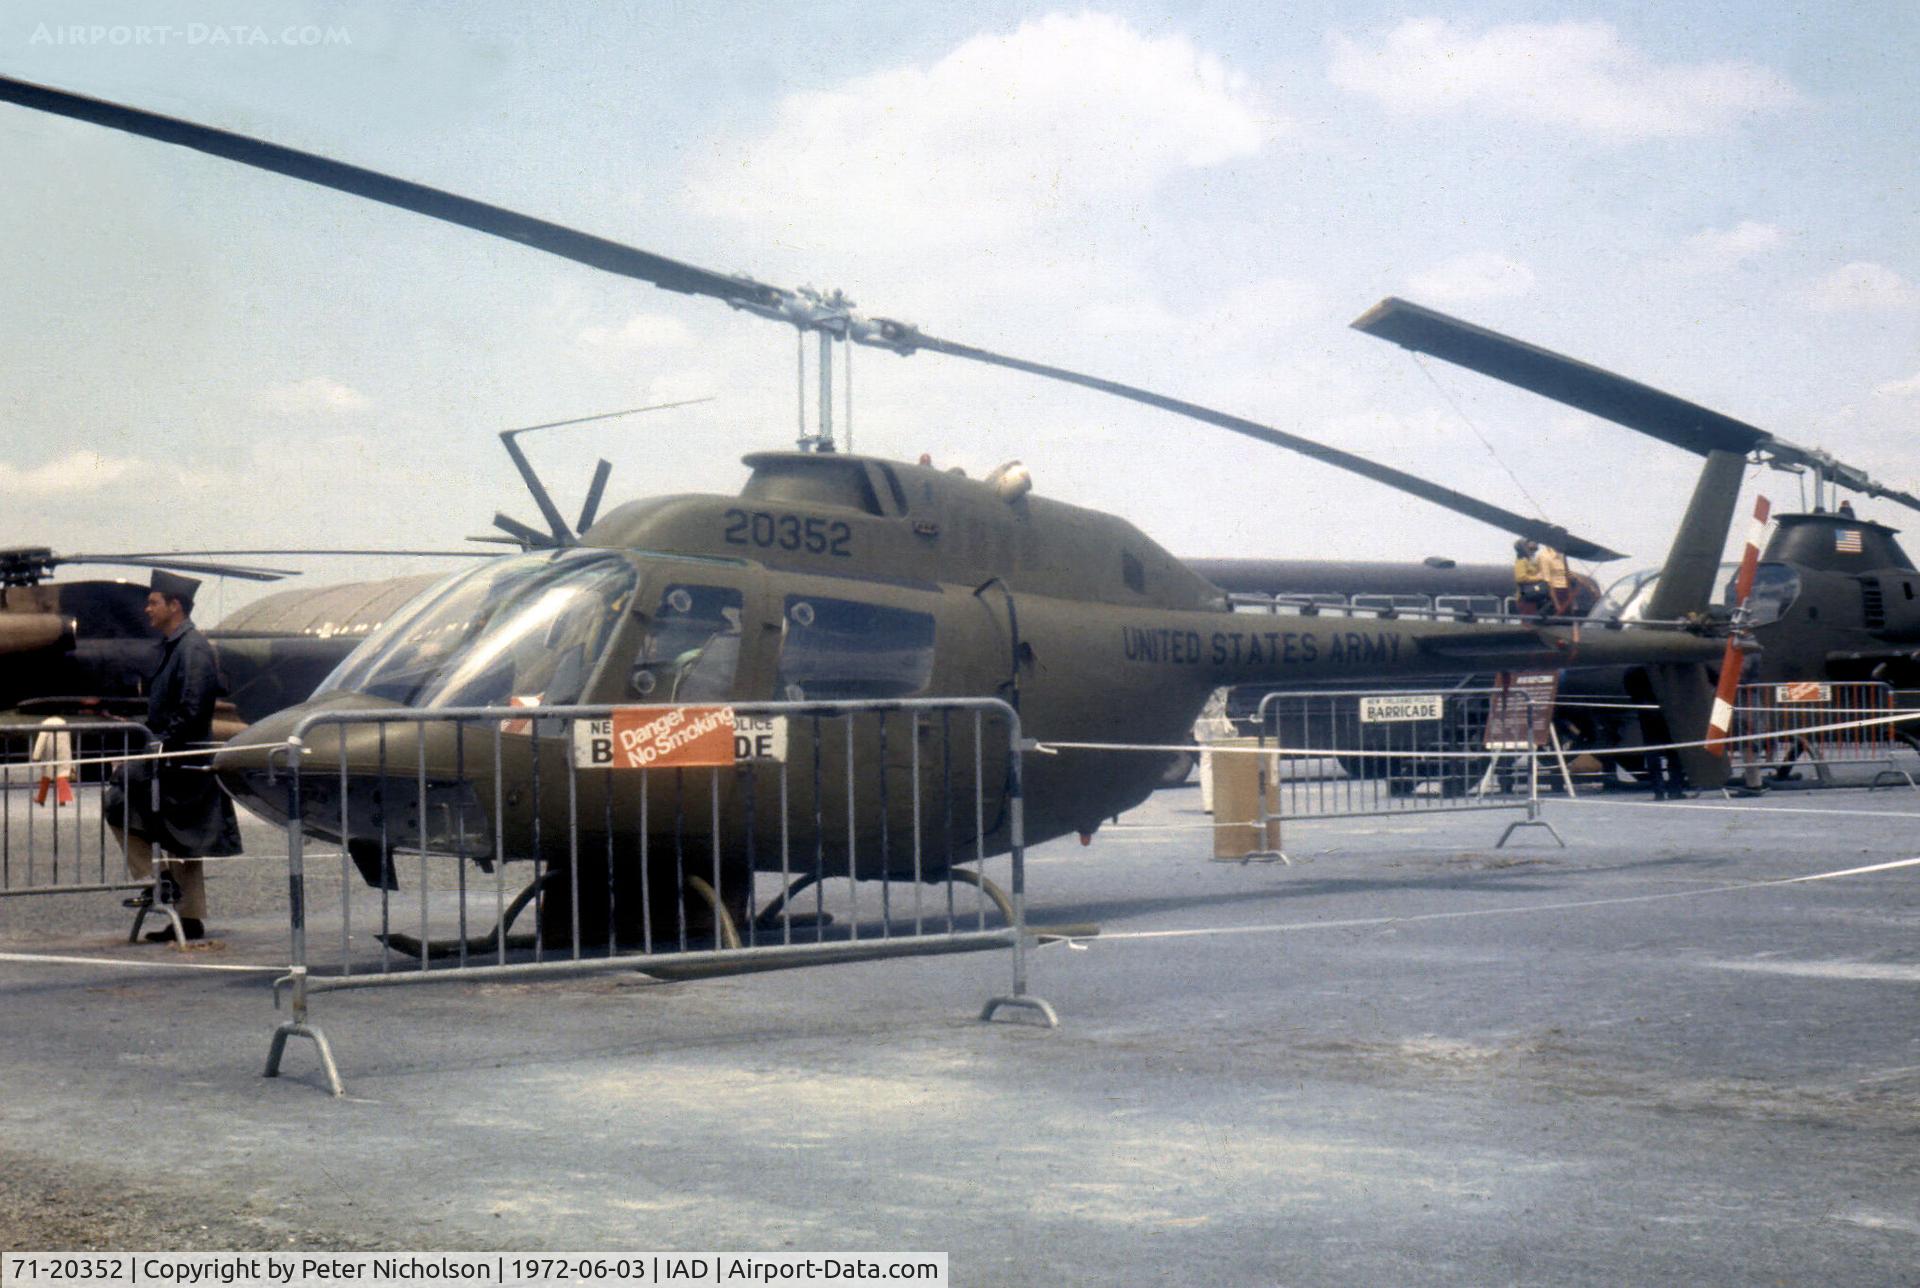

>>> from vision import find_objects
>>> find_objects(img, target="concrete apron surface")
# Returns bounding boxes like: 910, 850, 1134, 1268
0, 779, 1916, 1285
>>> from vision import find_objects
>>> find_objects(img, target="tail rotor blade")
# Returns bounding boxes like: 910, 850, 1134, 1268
1705, 495, 1773, 757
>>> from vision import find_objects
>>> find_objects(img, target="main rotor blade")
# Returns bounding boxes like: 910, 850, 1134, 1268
891, 330, 1624, 561
0, 75, 784, 312
0, 75, 1628, 552
1353, 297, 1920, 515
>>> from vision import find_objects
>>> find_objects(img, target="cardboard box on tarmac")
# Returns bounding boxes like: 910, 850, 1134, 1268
1205, 739, 1282, 860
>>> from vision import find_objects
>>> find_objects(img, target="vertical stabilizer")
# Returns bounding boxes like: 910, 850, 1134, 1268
1643, 449, 1745, 622
1641, 449, 1746, 790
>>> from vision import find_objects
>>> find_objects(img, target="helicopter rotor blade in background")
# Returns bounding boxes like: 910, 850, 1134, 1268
1352, 296, 1920, 515
494, 398, 716, 547
500, 428, 577, 547
577, 460, 613, 535
108, 548, 497, 558
0, 73, 1617, 556
875, 328, 1625, 561
491, 513, 554, 549
61, 554, 298, 581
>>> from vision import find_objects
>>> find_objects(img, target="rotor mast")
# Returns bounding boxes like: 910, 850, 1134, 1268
761, 286, 860, 454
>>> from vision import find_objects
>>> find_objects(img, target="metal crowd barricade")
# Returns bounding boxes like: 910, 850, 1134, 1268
1728, 681, 1917, 790
0, 719, 155, 899
264, 697, 1054, 1096
1251, 687, 1561, 847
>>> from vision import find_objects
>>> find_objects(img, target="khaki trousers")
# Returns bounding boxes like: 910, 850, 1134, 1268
113, 827, 207, 920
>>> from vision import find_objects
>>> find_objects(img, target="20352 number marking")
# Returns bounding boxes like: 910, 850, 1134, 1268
723, 508, 851, 557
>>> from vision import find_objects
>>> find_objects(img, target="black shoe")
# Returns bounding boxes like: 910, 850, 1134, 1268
144, 918, 205, 943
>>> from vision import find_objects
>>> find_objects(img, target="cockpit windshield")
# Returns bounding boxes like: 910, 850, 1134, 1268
316, 550, 638, 709
1593, 568, 1663, 622
1591, 561, 1800, 626
1723, 562, 1800, 627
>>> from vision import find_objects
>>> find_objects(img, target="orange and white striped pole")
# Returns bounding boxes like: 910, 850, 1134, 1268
1705, 495, 1771, 755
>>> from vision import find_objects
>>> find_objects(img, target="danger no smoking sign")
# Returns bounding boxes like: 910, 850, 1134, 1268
571, 706, 787, 770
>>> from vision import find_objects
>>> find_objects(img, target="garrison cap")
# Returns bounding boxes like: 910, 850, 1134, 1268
149, 569, 201, 607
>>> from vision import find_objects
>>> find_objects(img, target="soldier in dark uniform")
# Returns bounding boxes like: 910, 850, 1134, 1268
106, 570, 242, 941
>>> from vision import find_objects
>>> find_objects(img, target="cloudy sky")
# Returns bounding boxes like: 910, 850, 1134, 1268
4, 2, 1916, 617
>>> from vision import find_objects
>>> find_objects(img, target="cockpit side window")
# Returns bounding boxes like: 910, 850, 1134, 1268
630, 584, 744, 702
775, 596, 935, 701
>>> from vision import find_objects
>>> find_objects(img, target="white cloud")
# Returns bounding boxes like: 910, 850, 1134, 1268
1874, 371, 1920, 398
577, 312, 692, 352
0, 450, 140, 496
1328, 19, 1800, 141
1809, 262, 1919, 314
690, 12, 1279, 251
255, 376, 370, 415
1406, 252, 1536, 304
1670, 221, 1784, 275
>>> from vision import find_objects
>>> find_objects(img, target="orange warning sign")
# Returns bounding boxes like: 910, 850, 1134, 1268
575, 706, 739, 769
1774, 682, 1832, 704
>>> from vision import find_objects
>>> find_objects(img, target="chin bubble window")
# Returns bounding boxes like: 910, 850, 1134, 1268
629, 584, 745, 702
775, 596, 935, 701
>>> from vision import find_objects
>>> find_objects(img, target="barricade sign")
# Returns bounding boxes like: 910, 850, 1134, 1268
1485, 672, 1558, 751
572, 708, 789, 769
264, 697, 1053, 1096
1728, 680, 1915, 789
1359, 694, 1442, 723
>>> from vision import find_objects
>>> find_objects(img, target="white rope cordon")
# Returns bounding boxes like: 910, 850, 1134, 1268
1035, 707, 1920, 762
2, 741, 298, 774
1551, 797, 1920, 821
1065, 855, 1920, 947
0, 950, 281, 973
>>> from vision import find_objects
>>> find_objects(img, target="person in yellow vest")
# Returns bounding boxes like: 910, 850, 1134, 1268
1537, 543, 1572, 615
1513, 540, 1551, 615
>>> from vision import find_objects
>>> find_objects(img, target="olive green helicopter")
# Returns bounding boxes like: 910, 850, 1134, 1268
1, 76, 1733, 947
1354, 297, 1920, 762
